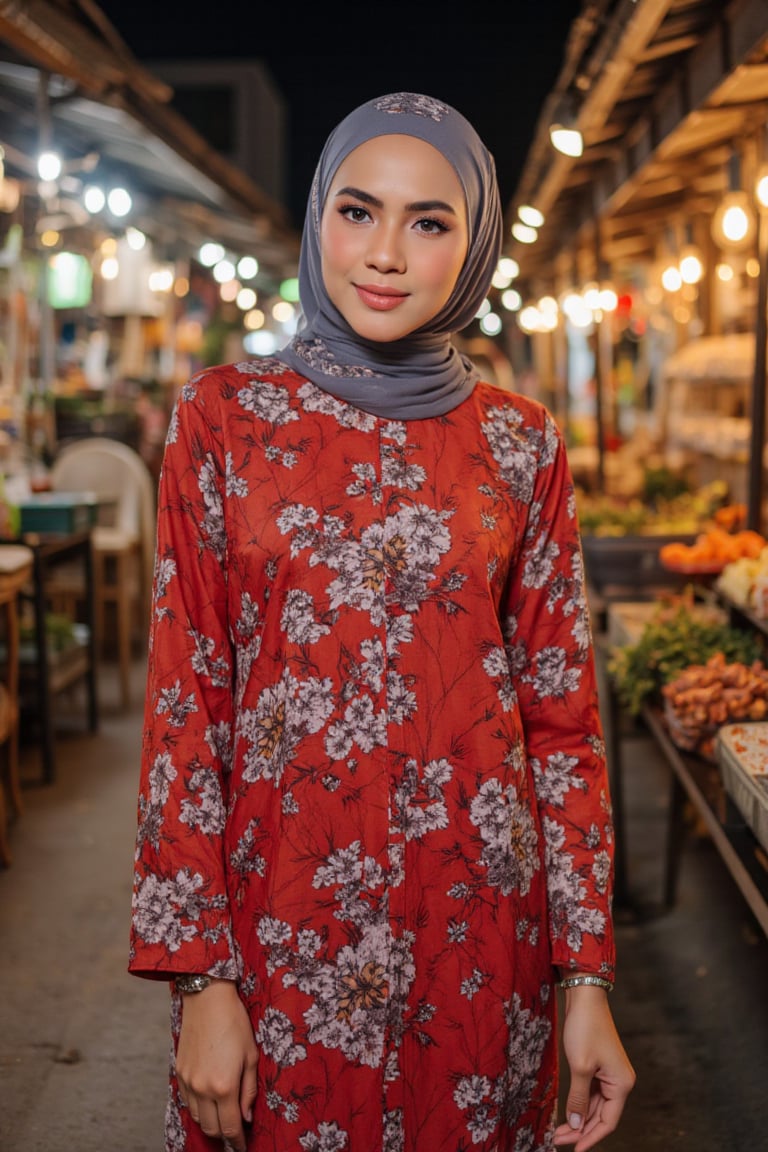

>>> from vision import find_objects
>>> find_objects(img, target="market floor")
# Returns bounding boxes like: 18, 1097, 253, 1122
1, 655, 767, 1152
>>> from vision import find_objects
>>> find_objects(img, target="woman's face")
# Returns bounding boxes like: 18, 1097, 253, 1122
320, 134, 469, 342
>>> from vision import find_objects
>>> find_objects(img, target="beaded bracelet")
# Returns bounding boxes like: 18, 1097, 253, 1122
558, 974, 614, 993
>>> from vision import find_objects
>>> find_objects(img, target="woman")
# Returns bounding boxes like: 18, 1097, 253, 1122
130, 92, 635, 1152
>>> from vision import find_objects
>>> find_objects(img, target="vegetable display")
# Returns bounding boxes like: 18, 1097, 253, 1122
659, 528, 767, 572
715, 547, 768, 618
576, 481, 729, 537
662, 654, 768, 759
608, 590, 764, 717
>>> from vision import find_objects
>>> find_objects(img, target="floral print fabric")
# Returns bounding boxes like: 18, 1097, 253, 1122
130, 362, 615, 1152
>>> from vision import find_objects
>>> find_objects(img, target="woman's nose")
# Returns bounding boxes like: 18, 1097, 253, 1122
365, 222, 405, 273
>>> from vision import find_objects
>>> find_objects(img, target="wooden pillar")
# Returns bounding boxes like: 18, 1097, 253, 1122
747, 205, 768, 531
593, 231, 607, 492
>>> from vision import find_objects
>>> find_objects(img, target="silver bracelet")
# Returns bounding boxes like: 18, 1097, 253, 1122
558, 974, 614, 993
173, 973, 213, 994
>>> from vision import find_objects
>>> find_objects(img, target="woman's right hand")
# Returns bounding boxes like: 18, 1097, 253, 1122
175, 979, 259, 1152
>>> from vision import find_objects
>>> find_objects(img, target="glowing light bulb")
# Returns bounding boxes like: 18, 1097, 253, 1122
107, 187, 132, 217
757, 173, 768, 209
199, 242, 225, 266
84, 185, 106, 213
662, 265, 682, 292
549, 126, 583, 157
518, 205, 544, 228
679, 248, 704, 284
37, 151, 62, 181
497, 258, 519, 279
511, 222, 537, 244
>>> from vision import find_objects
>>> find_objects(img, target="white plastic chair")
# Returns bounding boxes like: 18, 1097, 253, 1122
49, 438, 156, 708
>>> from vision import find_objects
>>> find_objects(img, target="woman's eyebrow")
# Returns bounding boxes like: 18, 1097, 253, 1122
407, 199, 457, 215
334, 185, 457, 215
335, 185, 382, 206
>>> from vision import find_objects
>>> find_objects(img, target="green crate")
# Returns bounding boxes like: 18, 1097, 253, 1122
19, 492, 98, 535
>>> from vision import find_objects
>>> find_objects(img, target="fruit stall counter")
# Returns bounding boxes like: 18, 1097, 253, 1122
599, 600, 768, 936
577, 481, 733, 616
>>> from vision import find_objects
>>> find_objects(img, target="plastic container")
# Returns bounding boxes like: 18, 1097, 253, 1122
714, 723, 768, 853
18, 491, 99, 535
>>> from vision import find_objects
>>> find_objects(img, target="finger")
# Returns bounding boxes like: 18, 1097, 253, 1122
217, 1096, 247, 1152
183, 1089, 199, 1126
553, 1120, 581, 1146
563, 1073, 593, 1133
571, 1097, 628, 1152
197, 1098, 224, 1140
240, 1058, 259, 1124
573, 1119, 614, 1152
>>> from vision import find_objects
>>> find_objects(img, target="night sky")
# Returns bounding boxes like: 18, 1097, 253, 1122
98, 1, 583, 229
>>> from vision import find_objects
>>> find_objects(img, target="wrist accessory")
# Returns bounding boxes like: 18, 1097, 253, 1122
174, 973, 213, 994
558, 974, 614, 992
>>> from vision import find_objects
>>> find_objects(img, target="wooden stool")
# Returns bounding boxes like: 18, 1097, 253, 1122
91, 526, 142, 710
49, 438, 156, 711
0, 545, 35, 867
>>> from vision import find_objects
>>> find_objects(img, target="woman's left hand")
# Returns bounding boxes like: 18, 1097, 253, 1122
553, 985, 636, 1150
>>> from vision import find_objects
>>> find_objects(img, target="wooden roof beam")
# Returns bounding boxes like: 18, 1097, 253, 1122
509, 0, 674, 220
593, 0, 768, 219
0, 0, 172, 103
640, 33, 701, 62
540, 0, 768, 271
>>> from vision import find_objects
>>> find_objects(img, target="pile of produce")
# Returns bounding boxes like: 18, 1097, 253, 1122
608, 589, 764, 716
715, 547, 768, 616
661, 653, 768, 759
576, 480, 729, 538
712, 502, 747, 532
659, 527, 767, 571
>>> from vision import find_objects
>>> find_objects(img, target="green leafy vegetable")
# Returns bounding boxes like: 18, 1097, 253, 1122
608, 598, 764, 715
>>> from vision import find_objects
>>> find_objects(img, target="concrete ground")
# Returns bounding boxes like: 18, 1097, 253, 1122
1, 655, 767, 1151
0, 658, 169, 1152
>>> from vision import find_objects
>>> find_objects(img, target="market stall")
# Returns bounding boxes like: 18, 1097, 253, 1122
0, 2, 300, 492
0, 2, 303, 800
601, 585, 768, 934
499, 0, 768, 528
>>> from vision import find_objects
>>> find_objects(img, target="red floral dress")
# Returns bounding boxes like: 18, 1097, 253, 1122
129, 361, 615, 1152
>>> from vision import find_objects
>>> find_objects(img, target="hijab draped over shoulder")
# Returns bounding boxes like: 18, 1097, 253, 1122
275, 92, 503, 420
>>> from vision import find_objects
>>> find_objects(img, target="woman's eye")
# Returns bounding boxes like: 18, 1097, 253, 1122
340, 204, 370, 223
416, 217, 449, 235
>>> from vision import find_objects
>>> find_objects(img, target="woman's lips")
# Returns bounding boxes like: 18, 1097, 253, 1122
354, 284, 408, 311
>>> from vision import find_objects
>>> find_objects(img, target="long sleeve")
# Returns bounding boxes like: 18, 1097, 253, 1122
129, 376, 239, 981
500, 411, 615, 980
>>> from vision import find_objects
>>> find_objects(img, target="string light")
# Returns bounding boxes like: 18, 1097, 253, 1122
517, 205, 545, 228
511, 222, 538, 244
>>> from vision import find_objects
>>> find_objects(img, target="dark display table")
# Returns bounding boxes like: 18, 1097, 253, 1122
598, 606, 768, 939
2, 531, 98, 784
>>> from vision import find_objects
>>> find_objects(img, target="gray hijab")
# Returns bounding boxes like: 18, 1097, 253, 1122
275, 92, 503, 419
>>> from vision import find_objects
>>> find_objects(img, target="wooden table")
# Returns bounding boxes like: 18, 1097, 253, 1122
0, 546, 35, 865
641, 704, 768, 937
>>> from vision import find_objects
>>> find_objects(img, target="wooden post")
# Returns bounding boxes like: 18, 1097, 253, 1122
747, 206, 768, 531
593, 231, 607, 493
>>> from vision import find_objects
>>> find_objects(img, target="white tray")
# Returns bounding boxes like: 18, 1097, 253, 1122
714, 723, 768, 853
